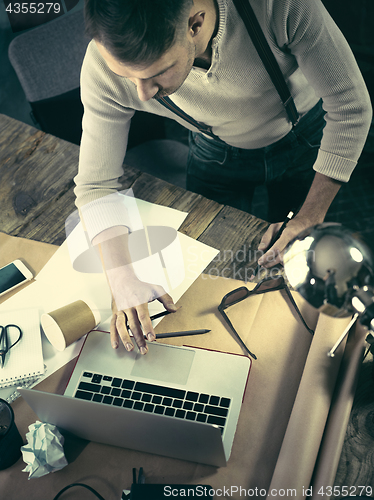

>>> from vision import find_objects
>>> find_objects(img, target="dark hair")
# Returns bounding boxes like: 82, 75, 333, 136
84, 0, 193, 65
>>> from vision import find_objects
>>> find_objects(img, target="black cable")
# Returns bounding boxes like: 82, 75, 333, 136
52, 483, 106, 500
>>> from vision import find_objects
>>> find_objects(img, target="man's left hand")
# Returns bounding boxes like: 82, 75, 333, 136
256, 215, 314, 268
255, 172, 343, 269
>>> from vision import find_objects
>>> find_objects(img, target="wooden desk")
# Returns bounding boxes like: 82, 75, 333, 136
0, 114, 373, 497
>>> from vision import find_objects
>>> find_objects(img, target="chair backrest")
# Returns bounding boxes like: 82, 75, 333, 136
8, 10, 89, 144
8, 8, 170, 148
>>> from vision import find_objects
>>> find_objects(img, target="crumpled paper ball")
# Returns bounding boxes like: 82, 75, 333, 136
21, 421, 68, 479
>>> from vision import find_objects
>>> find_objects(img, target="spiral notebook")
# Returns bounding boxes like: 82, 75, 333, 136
0, 308, 44, 388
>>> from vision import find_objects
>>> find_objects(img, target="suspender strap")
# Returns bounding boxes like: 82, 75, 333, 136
232, 0, 299, 126
157, 96, 219, 139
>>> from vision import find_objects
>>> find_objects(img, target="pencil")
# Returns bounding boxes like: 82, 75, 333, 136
153, 329, 211, 339
252, 211, 294, 278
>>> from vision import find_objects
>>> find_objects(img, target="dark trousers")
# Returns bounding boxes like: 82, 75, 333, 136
186, 100, 326, 222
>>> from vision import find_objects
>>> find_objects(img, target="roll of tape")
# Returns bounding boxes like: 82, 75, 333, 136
41, 300, 101, 351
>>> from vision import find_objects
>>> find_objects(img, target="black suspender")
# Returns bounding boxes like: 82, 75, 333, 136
232, 0, 299, 126
157, 96, 219, 140
157, 0, 299, 135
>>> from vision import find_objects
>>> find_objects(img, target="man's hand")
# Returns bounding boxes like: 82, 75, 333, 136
110, 277, 178, 354
255, 172, 343, 269
256, 215, 314, 268
91, 225, 179, 354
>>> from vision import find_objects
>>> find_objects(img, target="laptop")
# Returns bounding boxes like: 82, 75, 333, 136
19, 330, 251, 467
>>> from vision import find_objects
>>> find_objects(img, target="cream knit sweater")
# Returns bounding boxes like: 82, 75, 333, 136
74, 0, 372, 238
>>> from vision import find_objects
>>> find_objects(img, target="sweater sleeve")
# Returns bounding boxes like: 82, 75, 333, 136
74, 42, 136, 240
269, 0, 372, 182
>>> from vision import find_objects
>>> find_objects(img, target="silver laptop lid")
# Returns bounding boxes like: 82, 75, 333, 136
19, 387, 227, 467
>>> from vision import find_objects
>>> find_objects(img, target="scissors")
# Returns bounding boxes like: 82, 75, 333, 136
0, 324, 23, 368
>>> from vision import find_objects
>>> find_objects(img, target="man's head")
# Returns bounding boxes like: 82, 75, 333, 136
84, 0, 194, 67
84, 0, 216, 101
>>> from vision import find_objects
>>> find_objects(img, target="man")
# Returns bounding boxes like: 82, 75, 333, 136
75, 0, 372, 353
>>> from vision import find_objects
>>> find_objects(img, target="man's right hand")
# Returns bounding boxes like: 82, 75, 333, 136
109, 276, 178, 354
91, 224, 179, 353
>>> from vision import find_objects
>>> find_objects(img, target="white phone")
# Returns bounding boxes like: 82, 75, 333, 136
0, 259, 34, 297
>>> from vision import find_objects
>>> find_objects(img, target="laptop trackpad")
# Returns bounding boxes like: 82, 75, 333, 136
131, 343, 195, 385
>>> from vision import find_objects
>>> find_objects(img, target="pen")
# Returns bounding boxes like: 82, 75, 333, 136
125, 310, 171, 330
252, 211, 295, 278
150, 310, 172, 321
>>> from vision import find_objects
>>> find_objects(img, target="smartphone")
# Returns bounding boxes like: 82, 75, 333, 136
0, 259, 34, 297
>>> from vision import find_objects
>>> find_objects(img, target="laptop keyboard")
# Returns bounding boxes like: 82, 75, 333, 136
73, 371, 231, 434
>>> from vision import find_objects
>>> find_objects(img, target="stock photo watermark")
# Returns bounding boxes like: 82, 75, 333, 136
163, 484, 373, 498
3, 0, 80, 32
186, 243, 316, 283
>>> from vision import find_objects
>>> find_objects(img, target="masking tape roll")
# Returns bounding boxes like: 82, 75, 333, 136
41, 300, 101, 351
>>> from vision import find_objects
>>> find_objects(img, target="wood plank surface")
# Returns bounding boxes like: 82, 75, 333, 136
0, 116, 78, 238
199, 205, 268, 279
1, 113, 373, 493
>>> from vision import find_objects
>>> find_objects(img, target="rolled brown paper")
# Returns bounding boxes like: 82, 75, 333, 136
41, 300, 101, 351
266, 313, 352, 499
310, 321, 367, 498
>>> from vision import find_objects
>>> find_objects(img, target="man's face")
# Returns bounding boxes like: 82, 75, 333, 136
96, 39, 196, 102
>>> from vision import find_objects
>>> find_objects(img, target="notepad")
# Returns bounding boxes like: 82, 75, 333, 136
0, 308, 44, 388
